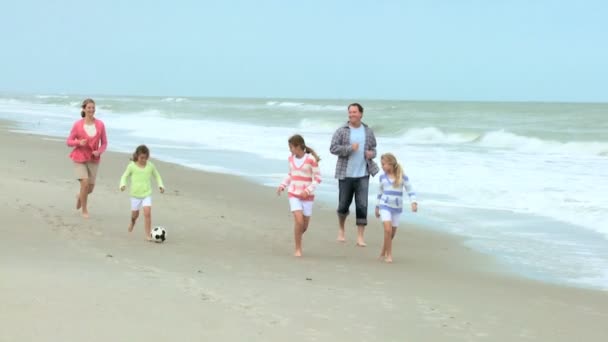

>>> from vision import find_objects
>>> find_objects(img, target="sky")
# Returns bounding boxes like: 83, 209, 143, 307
0, 0, 606, 102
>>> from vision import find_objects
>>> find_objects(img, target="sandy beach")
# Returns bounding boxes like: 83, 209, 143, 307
1, 121, 607, 342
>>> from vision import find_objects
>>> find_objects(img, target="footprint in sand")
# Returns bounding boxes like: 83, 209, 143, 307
415, 298, 489, 338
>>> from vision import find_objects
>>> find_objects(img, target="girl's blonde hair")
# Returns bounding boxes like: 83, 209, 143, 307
288, 134, 321, 162
381, 153, 403, 188
81, 98, 95, 118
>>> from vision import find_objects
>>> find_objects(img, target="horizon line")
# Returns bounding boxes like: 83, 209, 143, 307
1, 89, 607, 106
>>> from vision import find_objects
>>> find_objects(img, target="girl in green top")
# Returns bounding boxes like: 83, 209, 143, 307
120, 145, 165, 240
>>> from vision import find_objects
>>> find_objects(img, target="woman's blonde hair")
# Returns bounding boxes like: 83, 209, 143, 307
381, 153, 403, 188
288, 134, 321, 162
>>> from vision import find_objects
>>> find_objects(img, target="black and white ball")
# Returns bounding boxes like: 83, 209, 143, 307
151, 226, 166, 243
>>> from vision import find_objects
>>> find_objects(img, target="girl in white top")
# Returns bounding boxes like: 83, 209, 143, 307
277, 134, 321, 257
375, 153, 417, 263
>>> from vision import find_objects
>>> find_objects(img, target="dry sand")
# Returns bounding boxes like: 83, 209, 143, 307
1, 122, 607, 341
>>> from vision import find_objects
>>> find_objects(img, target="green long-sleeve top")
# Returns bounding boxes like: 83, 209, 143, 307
119, 161, 164, 198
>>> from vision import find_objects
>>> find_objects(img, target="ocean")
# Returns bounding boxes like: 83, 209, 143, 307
1, 93, 607, 290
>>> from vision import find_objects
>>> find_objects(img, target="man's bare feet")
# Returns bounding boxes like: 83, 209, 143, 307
356, 228, 366, 246
337, 230, 346, 242
81, 212, 89, 219
384, 256, 393, 263
294, 250, 302, 257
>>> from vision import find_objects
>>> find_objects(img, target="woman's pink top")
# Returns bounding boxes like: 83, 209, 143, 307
66, 119, 108, 163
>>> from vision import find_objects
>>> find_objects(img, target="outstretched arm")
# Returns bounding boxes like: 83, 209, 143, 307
279, 172, 292, 191
277, 160, 292, 195
376, 177, 384, 208
119, 164, 133, 190
403, 175, 418, 212
403, 175, 416, 203
151, 163, 165, 190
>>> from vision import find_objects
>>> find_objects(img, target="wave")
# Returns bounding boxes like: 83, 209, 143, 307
0, 98, 25, 105
161, 97, 187, 103
36, 95, 69, 99
0, 99, 75, 119
399, 127, 478, 144
296, 118, 341, 134
397, 127, 608, 156
265, 101, 343, 112
477, 130, 608, 156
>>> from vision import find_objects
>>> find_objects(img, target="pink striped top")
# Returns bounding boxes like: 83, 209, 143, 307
279, 153, 321, 200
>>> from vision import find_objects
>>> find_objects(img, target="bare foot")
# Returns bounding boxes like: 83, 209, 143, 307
146, 237, 154, 242
337, 231, 346, 242
294, 250, 302, 257
384, 256, 393, 263
82, 211, 89, 219
356, 240, 367, 247
76, 195, 81, 210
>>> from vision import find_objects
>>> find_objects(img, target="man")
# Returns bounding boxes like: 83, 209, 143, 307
330, 103, 379, 246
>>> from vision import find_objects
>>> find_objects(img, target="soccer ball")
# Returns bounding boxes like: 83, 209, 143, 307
151, 226, 166, 243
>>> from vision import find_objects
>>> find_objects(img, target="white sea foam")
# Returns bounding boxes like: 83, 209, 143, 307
36, 94, 69, 99
161, 97, 188, 103
266, 101, 344, 112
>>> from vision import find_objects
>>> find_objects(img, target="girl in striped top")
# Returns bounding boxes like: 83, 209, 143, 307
375, 153, 418, 263
277, 134, 322, 257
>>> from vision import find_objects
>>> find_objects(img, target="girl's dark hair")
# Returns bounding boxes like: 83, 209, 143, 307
132, 144, 150, 161
288, 134, 321, 162
81, 98, 95, 118
348, 102, 364, 113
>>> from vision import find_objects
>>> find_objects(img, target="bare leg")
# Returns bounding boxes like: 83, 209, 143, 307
392, 227, 397, 240
383, 221, 393, 263
293, 211, 305, 256
78, 179, 90, 218
336, 179, 354, 242
337, 215, 346, 242
379, 244, 386, 260
356, 225, 366, 247
353, 176, 368, 247
128, 210, 139, 232
303, 215, 311, 234
143, 206, 152, 240
379, 235, 387, 259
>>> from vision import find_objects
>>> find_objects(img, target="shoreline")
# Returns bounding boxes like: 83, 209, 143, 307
5, 117, 605, 291
1, 120, 607, 340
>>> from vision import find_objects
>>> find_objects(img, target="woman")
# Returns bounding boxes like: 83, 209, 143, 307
66, 98, 108, 218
